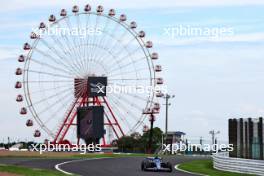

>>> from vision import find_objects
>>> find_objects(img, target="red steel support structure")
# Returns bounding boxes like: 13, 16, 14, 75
53, 96, 124, 147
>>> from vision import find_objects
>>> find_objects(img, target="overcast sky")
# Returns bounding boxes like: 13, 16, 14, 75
0, 0, 264, 144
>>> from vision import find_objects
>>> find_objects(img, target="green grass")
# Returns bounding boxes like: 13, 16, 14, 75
0, 164, 73, 176
0, 152, 151, 159
178, 160, 255, 176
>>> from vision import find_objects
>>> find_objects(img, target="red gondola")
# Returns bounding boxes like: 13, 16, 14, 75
156, 78, 164, 85
97, 5, 104, 13
151, 52, 158, 60
20, 107, 27, 115
138, 31, 145, 38
72, 5, 79, 13
15, 81, 22, 89
60, 9, 67, 16
154, 103, 160, 111
49, 15, 56, 22
146, 41, 153, 48
108, 9, 115, 16
30, 32, 38, 39
120, 14, 127, 21
130, 21, 137, 29
16, 95, 23, 102
15, 68, 22, 75
18, 55, 25, 62
39, 22, 46, 29
156, 91, 164, 98
34, 130, 41, 137
26, 119, 33, 127
155, 65, 162, 72
84, 4, 91, 12
23, 43, 30, 50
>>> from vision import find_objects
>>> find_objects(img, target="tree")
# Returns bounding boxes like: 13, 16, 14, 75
115, 127, 163, 153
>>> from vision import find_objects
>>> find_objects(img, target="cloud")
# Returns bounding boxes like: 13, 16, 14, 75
155, 32, 264, 47
2, 0, 264, 12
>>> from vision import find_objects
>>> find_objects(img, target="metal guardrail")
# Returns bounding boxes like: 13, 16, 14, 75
213, 152, 264, 175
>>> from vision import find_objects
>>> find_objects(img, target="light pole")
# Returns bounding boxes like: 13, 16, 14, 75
209, 130, 220, 151
163, 94, 175, 143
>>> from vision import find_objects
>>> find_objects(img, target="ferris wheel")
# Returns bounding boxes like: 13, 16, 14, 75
15, 4, 164, 145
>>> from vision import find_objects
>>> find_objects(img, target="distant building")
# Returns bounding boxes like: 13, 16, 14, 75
166, 131, 185, 144
229, 117, 263, 160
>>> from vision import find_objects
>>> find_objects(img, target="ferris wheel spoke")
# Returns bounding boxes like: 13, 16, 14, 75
107, 56, 146, 74
43, 95, 73, 125
33, 47, 79, 76
30, 58, 75, 77
76, 14, 88, 75
111, 93, 144, 111
106, 46, 142, 69
87, 15, 101, 73
27, 86, 73, 107
64, 18, 86, 72
104, 98, 133, 131
29, 83, 73, 95
108, 94, 143, 123
91, 18, 111, 62
96, 30, 129, 64
36, 88, 74, 116
84, 14, 91, 73
25, 80, 72, 83
108, 78, 149, 81
108, 67, 149, 78
38, 39, 81, 75
47, 31, 84, 77
26, 69, 74, 79
55, 22, 85, 75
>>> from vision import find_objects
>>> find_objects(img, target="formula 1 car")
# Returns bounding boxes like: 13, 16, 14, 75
141, 157, 173, 172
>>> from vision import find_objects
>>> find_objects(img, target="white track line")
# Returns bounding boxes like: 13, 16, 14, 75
55, 157, 112, 175
175, 164, 209, 176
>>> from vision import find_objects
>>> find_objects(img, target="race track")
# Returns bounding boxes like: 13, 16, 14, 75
0, 155, 209, 176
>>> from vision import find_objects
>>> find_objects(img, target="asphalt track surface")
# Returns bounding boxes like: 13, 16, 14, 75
0, 155, 210, 176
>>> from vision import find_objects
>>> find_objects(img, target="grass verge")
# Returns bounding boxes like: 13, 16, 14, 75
0, 151, 151, 159
178, 160, 254, 176
0, 164, 73, 176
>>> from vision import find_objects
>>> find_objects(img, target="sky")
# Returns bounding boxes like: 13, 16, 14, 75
0, 0, 264, 144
